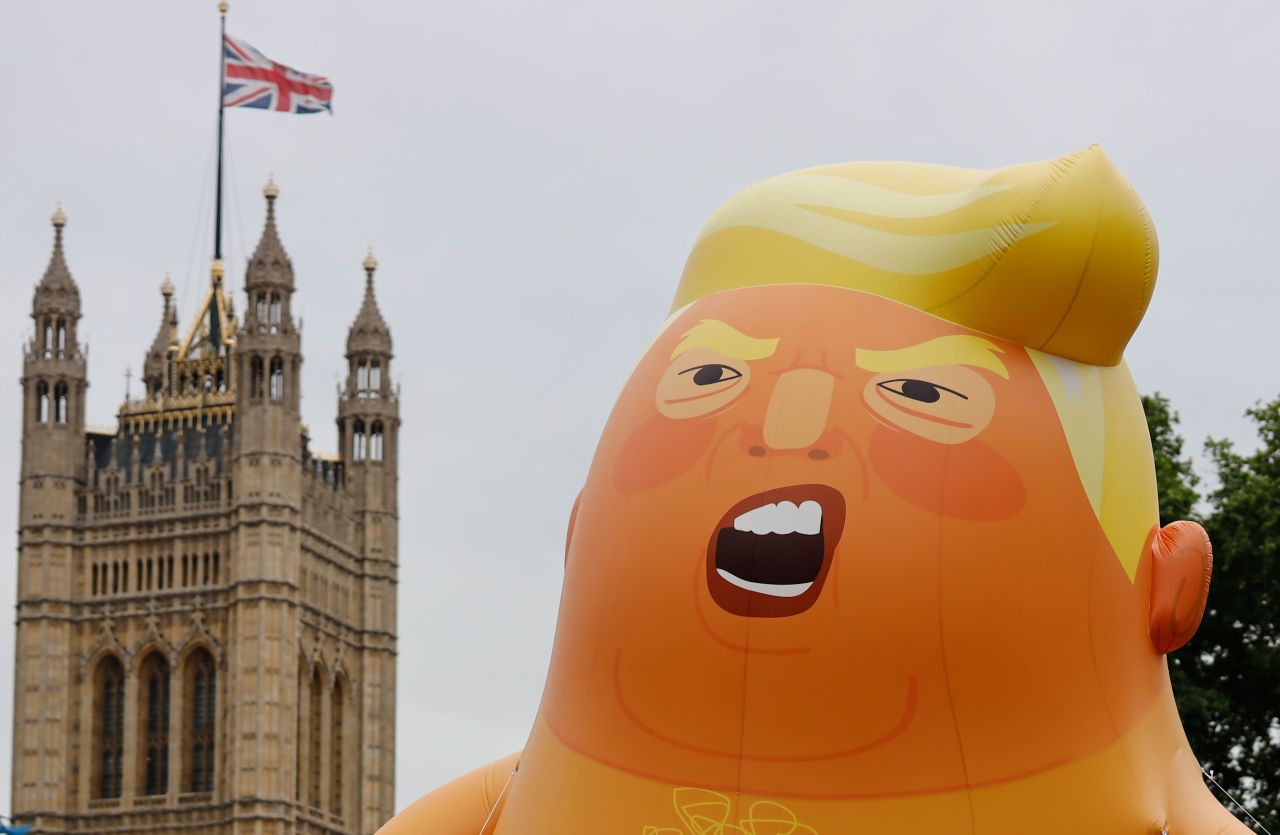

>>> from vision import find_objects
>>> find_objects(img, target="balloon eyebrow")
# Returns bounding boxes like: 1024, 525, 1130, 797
855, 335, 1008, 379
670, 319, 779, 361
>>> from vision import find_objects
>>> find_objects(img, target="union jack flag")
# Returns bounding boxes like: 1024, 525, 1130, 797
222, 35, 333, 114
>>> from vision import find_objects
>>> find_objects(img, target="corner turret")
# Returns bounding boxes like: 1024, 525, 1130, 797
19, 205, 88, 561
337, 250, 399, 618
236, 177, 300, 413
338, 249, 397, 465
23, 205, 88, 454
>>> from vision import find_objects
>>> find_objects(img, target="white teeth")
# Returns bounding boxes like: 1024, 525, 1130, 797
732, 500, 822, 536
774, 501, 799, 534
796, 500, 821, 535
717, 569, 813, 598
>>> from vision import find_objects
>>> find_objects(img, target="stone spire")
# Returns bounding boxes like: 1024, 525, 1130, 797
346, 248, 392, 356
34, 204, 81, 317
245, 175, 293, 289
237, 174, 301, 411
143, 275, 178, 390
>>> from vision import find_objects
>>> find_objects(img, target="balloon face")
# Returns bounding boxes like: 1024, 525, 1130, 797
541, 283, 1161, 798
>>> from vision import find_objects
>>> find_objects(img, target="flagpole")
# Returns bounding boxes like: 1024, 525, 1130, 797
213, 0, 228, 277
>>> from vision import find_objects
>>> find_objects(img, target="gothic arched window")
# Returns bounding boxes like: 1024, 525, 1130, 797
369, 359, 381, 396
139, 652, 170, 795
184, 648, 216, 793
54, 382, 68, 424
92, 655, 125, 799
35, 382, 49, 423
308, 667, 324, 808
353, 420, 366, 461
42, 320, 53, 357
56, 320, 67, 356
250, 357, 264, 400
269, 357, 284, 400
331, 675, 346, 816
356, 361, 368, 396
269, 293, 282, 332
295, 660, 309, 803
370, 421, 384, 462
256, 292, 268, 331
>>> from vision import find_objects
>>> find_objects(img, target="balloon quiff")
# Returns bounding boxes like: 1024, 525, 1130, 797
673, 145, 1157, 367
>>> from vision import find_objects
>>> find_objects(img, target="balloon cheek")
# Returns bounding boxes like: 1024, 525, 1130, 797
868, 425, 1025, 520
612, 414, 716, 494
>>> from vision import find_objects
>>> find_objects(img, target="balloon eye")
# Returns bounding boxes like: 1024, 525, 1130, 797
658, 352, 752, 419
878, 379, 966, 403
681, 364, 743, 386
863, 366, 994, 443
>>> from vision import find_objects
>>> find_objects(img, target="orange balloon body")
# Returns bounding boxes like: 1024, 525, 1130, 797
381, 150, 1243, 834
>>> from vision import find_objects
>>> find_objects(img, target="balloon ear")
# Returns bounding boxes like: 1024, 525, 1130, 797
1149, 520, 1213, 654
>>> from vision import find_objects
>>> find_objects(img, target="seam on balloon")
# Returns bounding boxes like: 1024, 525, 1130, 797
933, 428, 979, 835
1038, 179, 1105, 354
923, 149, 1083, 316
690, 558, 810, 656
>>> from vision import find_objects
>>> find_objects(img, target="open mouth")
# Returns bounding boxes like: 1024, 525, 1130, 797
706, 484, 846, 618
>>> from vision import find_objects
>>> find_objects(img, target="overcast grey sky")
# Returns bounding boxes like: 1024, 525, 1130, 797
3, 0, 1278, 818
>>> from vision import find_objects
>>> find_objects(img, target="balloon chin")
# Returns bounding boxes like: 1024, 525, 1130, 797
606, 662, 921, 766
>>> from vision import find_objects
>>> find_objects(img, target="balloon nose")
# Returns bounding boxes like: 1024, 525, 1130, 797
762, 369, 835, 451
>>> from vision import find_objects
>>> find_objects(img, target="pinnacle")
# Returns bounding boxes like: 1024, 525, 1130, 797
246, 174, 294, 289
144, 276, 179, 384
347, 250, 392, 356
34, 203, 81, 315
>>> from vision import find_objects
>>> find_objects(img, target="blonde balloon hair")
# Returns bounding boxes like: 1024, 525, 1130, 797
674, 145, 1156, 367
671, 147, 1159, 578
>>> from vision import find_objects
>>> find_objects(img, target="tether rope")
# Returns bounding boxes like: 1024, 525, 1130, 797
477, 766, 517, 835
1203, 767, 1274, 835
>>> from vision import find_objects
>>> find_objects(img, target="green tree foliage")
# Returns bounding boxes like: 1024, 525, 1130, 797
1142, 393, 1200, 525
1144, 393, 1280, 832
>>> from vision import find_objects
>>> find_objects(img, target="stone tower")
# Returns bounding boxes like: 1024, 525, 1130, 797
9, 184, 399, 834
334, 250, 399, 825
13, 205, 89, 825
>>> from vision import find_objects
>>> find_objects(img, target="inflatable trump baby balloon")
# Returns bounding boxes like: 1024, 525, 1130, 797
382, 147, 1247, 834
